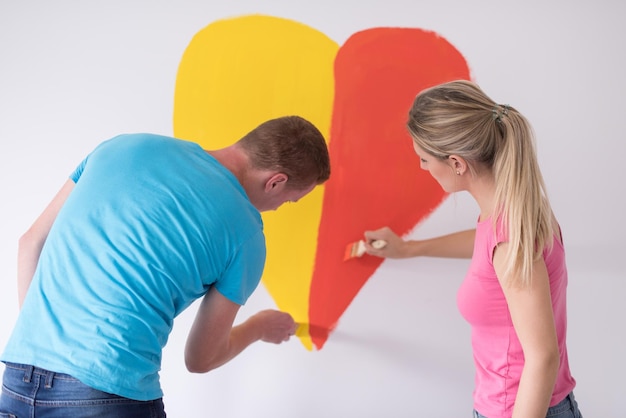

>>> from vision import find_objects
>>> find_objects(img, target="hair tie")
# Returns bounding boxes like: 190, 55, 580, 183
492, 104, 510, 122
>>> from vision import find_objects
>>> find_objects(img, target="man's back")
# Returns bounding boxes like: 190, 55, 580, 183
1, 133, 266, 400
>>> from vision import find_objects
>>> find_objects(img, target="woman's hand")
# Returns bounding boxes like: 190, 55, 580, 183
363, 227, 409, 258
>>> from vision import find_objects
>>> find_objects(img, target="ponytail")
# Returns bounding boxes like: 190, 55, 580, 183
492, 107, 554, 287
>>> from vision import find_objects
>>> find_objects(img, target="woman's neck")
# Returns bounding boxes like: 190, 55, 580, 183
467, 171, 497, 222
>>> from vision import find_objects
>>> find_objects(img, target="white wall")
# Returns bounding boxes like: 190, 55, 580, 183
1, 1, 624, 416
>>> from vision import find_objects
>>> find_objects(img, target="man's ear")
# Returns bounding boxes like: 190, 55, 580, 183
264, 173, 288, 192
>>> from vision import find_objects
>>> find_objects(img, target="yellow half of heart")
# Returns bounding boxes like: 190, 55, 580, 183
173, 15, 339, 350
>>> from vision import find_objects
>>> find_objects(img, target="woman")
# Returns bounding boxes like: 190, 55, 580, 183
364, 80, 582, 418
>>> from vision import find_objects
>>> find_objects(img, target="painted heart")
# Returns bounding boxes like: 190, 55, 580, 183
172, 15, 470, 351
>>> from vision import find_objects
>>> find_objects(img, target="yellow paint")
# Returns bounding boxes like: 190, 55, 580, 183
173, 15, 338, 350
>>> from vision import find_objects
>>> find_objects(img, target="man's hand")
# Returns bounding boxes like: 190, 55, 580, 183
249, 310, 297, 344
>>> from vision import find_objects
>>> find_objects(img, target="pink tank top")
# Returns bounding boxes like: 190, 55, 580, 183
457, 217, 576, 417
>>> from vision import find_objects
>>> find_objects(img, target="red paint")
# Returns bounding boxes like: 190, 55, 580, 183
309, 28, 471, 349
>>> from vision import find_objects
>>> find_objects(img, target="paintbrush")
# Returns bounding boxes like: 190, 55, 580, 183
295, 322, 331, 339
343, 239, 387, 260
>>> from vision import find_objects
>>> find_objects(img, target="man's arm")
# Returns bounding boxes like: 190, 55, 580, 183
184, 286, 296, 373
18, 179, 75, 307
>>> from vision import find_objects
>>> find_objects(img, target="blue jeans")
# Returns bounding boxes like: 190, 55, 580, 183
473, 392, 582, 417
0, 362, 166, 417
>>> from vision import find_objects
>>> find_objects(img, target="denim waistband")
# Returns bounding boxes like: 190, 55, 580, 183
473, 392, 578, 418
546, 392, 578, 416
2, 362, 76, 388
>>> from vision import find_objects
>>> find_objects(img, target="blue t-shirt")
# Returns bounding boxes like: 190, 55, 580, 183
1, 134, 266, 400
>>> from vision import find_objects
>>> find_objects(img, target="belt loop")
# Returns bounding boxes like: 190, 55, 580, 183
44, 370, 55, 388
23, 365, 34, 383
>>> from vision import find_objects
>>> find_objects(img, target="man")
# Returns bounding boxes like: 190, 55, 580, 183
0, 115, 331, 417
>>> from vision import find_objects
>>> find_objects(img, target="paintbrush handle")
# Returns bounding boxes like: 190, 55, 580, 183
370, 239, 387, 250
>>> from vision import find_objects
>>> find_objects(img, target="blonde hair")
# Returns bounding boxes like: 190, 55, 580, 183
407, 80, 554, 287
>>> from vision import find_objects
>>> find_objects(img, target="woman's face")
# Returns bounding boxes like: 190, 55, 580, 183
412, 142, 459, 193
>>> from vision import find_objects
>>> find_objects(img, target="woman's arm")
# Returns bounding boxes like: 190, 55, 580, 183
494, 243, 560, 418
364, 226, 475, 259
18, 179, 75, 307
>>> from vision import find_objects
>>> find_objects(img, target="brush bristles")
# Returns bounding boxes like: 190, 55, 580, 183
344, 240, 367, 260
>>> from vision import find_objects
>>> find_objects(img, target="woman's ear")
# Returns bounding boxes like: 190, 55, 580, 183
264, 173, 288, 192
447, 155, 468, 175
